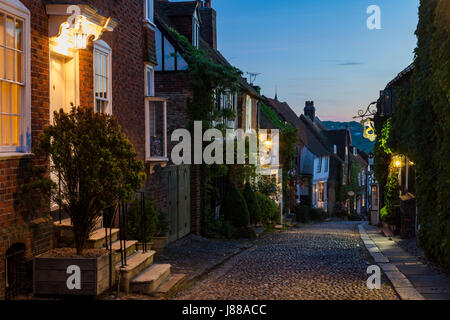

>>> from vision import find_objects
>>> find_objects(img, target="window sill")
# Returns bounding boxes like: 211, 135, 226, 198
0, 152, 34, 160
143, 19, 156, 29
146, 157, 169, 163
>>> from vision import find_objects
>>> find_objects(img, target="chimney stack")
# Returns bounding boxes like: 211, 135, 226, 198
304, 101, 316, 121
200, 1, 216, 49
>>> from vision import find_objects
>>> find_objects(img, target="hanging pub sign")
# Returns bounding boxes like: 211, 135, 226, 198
361, 119, 376, 142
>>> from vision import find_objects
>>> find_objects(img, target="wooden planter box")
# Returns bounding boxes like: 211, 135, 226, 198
33, 250, 111, 296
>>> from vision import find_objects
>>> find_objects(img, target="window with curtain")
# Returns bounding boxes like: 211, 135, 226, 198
0, 11, 23, 150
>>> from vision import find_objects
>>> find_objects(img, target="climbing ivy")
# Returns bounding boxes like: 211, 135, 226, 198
375, 0, 450, 268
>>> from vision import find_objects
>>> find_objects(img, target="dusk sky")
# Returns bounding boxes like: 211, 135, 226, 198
193, 0, 420, 122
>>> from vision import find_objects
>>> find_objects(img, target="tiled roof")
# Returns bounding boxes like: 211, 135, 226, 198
155, 1, 199, 18
262, 97, 332, 157
386, 63, 415, 89
322, 129, 351, 161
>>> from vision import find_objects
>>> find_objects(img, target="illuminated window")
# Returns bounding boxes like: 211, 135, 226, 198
318, 182, 324, 202
94, 40, 111, 114
0, 6, 26, 152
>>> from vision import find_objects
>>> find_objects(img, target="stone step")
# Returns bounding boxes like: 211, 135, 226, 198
111, 240, 138, 265
130, 264, 171, 295
151, 273, 187, 299
86, 228, 120, 249
116, 251, 156, 294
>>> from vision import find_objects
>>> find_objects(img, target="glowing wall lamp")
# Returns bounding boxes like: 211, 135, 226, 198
47, 4, 118, 56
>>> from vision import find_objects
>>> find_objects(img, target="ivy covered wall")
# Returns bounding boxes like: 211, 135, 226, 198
375, 0, 449, 268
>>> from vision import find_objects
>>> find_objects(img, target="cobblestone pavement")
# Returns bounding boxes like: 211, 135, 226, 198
175, 221, 399, 300
155, 235, 253, 282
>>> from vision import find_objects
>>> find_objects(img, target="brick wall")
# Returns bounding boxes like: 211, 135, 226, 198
0, 0, 52, 299
154, 70, 202, 235
0, 0, 154, 298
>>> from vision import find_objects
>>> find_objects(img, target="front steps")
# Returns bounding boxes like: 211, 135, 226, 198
131, 263, 171, 294
53, 217, 185, 298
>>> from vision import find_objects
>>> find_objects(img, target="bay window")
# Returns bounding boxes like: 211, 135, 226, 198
94, 40, 112, 114
0, 1, 30, 154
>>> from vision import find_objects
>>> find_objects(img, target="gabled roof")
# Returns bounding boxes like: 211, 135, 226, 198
263, 97, 302, 127
155, 1, 200, 19
386, 63, 414, 89
262, 96, 332, 157
322, 129, 351, 161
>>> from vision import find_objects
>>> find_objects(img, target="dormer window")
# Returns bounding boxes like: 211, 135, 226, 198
145, 0, 154, 24
192, 11, 200, 48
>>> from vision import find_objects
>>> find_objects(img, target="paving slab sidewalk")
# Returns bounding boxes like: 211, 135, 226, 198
359, 222, 450, 300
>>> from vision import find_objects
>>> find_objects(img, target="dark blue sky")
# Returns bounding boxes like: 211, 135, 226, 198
194, 0, 419, 121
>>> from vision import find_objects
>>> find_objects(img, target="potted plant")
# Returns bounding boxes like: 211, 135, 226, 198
151, 209, 169, 255
28, 106, 145, 296
126, 195, 161, 251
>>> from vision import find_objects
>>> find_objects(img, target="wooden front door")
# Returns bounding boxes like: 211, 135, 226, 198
166, 165, 191, 243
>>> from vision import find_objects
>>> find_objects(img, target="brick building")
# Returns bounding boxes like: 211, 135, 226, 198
0, 0, 159, 298
153, 0, 260, 237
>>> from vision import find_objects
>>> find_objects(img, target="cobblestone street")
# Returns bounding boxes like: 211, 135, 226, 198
175, 221, 399, 300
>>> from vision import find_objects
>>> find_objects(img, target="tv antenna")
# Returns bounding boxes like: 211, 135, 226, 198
246, 72, 261, 85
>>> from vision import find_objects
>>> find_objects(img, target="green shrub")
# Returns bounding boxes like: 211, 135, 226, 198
243, 182, 261, 225
222, 182, 250, 228
27, 106, 144, 254
127, 196, 168, 242
255, 192, 279, 224
294, 204, 310, 223
295, 205, 326, 222
309, 208, 326, 221
381, 170, 400, 224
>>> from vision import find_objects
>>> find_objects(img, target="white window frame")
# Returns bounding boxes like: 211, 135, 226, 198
0, 0, 31, 155
145, 97, 167, 162
144, 0, 154, 25
145, 64, 154, 97
316, 156, 322, 173
324, 157, 329, 173
93, 40, 112, 114
245, 95, 252, 133
192, 12, 200, 48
